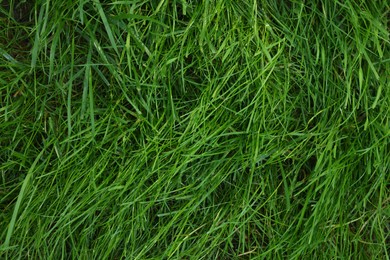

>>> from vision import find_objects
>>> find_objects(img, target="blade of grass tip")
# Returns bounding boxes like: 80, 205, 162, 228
79, 0, 85, 24
358, 66, 363, 92
0, 47, 18, 64
94, 0, 119, 56
372, 78, 384, 109
4, 148, 46, 248
199, 0, 210, 53
88, 66, 96, 137
258, 38, 273, 63
40, 0, 50, 36
373, 28, 383, 59
128, 27, 151, 57
49, 24, 62, 82
182, 0, 188, 15
81, 45, 92, 119
364, 52, 380, 81
153, 0, 166, 14
359, 49, 382, 109
67, 37, 75, 138
30, 4, 46, 71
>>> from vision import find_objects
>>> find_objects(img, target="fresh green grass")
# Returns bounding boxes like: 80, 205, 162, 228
0, 0, 389, 258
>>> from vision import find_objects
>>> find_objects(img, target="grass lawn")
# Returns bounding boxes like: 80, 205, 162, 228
1, 0, 389, 258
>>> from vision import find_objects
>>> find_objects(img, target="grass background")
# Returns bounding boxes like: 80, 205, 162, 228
0, 0, 389, 258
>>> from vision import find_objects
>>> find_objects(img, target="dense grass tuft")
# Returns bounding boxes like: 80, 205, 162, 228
1, 0, 389, 258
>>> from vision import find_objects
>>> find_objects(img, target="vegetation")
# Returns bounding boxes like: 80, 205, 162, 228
1, 0, 389, 258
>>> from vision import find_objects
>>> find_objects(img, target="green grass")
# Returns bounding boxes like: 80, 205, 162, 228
0, 0, 389, 258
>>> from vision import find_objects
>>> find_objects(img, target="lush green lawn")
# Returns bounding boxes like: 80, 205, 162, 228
1, 0, 389, 258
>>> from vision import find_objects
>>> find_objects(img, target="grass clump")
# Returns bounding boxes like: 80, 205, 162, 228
1, 0, 389, 258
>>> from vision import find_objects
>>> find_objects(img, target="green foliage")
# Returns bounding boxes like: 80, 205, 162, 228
1, 0, 389, 258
